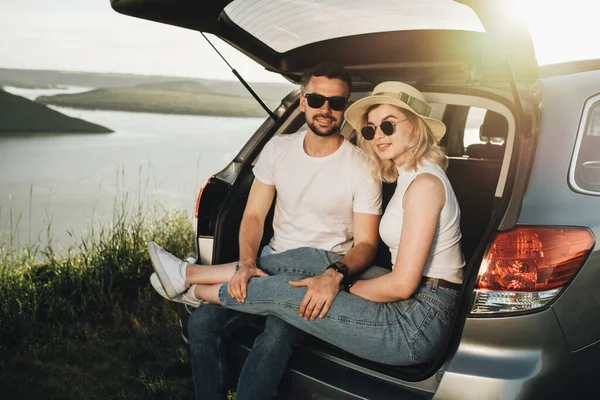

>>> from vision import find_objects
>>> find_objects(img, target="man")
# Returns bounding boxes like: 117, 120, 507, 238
187, 63, 382, 400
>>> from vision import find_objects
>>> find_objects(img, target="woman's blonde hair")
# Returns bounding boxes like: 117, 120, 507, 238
357, 104, 448, 183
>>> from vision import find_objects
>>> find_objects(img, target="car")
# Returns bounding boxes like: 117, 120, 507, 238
111, 1, 600, 398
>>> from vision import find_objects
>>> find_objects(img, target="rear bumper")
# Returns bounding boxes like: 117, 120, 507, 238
435, 309, 580, 400
179, 303, 595, 399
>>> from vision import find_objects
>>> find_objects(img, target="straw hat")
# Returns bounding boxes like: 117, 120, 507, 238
345, 81, 446, 141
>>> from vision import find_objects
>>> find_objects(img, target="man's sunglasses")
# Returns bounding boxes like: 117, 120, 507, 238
361, 119, 408, 141
304, 93, 349, 112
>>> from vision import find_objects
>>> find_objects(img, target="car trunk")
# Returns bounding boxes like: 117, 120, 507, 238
110, 0, 542, 396
177, 81, 540, 398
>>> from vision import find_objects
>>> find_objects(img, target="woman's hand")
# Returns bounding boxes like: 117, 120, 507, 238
228, 261, 268, 303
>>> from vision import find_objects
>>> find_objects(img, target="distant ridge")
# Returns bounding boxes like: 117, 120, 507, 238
1, 68, 298, 117
0, 89, 112, 134
35, 80, 286, 117
0, 68, 296, 97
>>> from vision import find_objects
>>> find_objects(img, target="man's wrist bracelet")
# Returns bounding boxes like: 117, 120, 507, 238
326, 261, 351, 291
236, 262, 257, 271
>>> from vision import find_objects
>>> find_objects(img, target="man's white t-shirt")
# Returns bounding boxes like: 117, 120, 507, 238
253, 130, 382, 255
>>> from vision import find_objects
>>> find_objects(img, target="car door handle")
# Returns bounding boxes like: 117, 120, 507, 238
582, 161, 600, 169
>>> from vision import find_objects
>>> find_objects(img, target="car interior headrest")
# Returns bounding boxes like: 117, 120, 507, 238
480, 111, 509, 142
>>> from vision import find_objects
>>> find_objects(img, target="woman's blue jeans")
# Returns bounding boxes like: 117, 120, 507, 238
218, 247, 459, 366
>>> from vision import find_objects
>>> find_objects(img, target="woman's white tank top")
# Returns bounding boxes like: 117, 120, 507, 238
379, 159, 465, 283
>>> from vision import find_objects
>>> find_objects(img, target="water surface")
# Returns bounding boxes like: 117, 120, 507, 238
0, 87, 263, 250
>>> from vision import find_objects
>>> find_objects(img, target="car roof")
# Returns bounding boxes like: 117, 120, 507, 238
110, 0, 538, 85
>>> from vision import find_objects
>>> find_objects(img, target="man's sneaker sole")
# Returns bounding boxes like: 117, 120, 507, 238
150, 273, 202, 307
148, 241, 181, 299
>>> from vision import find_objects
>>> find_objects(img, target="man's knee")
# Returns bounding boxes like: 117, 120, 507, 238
188, 304, 229, 341
188, 304, 256, 342
259, 247, 332, 275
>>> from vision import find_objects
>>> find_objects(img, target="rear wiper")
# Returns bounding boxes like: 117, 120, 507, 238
201, 33, 278, 123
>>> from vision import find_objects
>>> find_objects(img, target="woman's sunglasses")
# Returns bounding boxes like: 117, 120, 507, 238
360, 119, 408, 140
304, 93, 349, 112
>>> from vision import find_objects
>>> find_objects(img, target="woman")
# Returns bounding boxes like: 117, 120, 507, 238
149, 81, 464, 365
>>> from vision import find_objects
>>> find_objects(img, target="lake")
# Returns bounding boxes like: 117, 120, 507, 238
0, 87, 263, 251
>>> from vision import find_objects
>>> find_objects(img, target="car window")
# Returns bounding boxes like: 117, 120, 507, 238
464, 107, 487, 148
463, 108, 508, 160
570, 94, 600, 194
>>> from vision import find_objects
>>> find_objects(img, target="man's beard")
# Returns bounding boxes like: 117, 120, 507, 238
307, 115, 342, 137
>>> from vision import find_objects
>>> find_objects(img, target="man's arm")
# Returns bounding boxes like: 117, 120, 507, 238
228, 179, 275, 302
289, 212, 380, 320
338, 212, 380, 275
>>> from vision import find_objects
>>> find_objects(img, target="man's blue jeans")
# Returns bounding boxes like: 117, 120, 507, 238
187, 245, 306, 400
187, 305, 304, 400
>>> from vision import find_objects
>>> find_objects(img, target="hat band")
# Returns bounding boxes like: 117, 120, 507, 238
373, 91, 431, 117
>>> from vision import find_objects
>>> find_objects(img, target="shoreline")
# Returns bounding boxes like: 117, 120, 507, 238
36, 99, 270, 118
33, 81, 290, 118
0, 129, 113, 136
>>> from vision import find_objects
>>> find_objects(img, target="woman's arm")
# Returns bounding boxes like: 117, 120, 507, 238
350, 173, 446, 302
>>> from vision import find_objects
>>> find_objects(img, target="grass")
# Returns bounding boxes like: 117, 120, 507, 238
0, 196, 197, 399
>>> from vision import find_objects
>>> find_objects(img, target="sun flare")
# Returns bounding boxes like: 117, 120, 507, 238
508, 0, 600, 65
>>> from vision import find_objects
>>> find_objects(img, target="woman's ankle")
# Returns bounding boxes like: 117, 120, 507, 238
194, 283, 222, 303
183, 262, 193, 283
188, 284, 199, 301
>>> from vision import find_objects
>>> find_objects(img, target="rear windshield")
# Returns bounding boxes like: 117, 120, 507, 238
224, 0, 484, 53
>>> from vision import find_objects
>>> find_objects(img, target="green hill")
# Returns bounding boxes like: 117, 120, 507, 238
0, 89, 112, 135
136, 80, 295, 100
36, 80, 294, 117
0, 68, 296, 96
0, 68, 200, 88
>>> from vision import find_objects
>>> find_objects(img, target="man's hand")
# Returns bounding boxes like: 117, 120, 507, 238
228, 262, 268, 303
289, 269, 343, 320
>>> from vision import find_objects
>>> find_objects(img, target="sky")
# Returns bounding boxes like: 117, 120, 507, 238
1, 0, 599, 83
0, 0, 287, 82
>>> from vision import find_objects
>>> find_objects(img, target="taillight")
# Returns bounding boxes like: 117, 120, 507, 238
194, 178, 211, 219
193, 178, 211, 237
471, 226, 595, 314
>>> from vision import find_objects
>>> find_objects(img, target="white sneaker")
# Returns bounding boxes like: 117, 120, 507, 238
150, 272, 203, 307
147, 241, 190, 299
